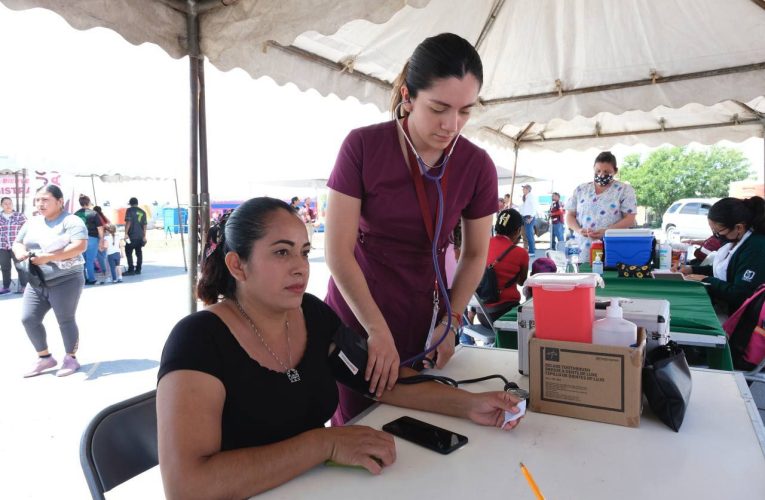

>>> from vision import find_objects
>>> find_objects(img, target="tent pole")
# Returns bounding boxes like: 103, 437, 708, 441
174, 178, 188, 272
509, 144, 519, 203
14, 171, 20, 212
21, 168, 26, 213
187, 1, 201, 313
90, 174, 97, 206
198, 51, 210, 254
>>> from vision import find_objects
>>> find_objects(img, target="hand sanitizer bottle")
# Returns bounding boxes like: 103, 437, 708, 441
592, 254, 604, 276
592, 298, 638, 347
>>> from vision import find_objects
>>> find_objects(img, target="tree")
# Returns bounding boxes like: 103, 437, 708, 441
619, 146, 752, 217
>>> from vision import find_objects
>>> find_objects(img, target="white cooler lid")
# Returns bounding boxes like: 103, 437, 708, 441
526, 273, 605, 291
604, 228, 655, 237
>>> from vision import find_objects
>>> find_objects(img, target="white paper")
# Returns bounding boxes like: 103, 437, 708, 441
503, 400, 527, 426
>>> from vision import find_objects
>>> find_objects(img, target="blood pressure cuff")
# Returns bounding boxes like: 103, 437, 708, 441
328, 325, 373, 395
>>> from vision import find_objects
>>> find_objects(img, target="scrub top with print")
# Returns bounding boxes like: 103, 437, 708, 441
566, 180, 637, 262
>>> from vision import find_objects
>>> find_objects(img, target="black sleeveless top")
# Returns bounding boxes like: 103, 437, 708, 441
158, 294, 341, 451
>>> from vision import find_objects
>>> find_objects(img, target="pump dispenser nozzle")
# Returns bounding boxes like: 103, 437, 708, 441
606, 298, 623, 318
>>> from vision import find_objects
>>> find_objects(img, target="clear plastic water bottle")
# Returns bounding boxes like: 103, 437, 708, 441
564, 230, 580, 273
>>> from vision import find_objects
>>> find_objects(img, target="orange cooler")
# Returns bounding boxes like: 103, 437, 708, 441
526, 273, 603, 343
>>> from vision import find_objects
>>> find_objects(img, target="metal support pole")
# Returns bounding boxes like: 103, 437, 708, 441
187, 0, 200, 313
509, 144, 520, 202
174, 178, 188, 272
90, 174, 98, 206
21, 168, 26, 213
198, 52, 210, 252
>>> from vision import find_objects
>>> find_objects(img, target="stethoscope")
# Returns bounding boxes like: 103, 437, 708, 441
394, 103, 461, 367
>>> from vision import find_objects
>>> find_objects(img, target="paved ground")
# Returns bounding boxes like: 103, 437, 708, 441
0, 231, 331, 499
1, 230, 762, 499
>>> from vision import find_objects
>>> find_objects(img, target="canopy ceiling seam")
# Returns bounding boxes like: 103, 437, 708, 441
750, 0, 765, 11
474, 0, 505, 50
265, 40, 392, 91
481, 62, 765, 106
482, 117, 763, 145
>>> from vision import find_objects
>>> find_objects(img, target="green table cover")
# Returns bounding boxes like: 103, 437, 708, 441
495, 271, 733, 370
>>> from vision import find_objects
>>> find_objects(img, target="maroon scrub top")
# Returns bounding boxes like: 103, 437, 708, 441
326, 120, 498, 422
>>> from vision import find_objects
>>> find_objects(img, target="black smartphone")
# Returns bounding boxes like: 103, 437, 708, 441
382, 416, 468, 455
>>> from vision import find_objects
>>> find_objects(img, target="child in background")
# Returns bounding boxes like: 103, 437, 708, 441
104, 224, 123, 283
523, 257, 558, 301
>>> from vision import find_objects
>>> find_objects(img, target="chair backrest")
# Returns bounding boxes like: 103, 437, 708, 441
80, 390, 158, 499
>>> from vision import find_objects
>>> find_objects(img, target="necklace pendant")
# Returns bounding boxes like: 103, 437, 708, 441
286, 368, 301, 383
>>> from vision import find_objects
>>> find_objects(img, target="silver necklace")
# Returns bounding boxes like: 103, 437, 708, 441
233, 299, 300, 383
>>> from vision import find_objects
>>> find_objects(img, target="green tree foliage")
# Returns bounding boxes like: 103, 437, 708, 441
619, 146, 752, 216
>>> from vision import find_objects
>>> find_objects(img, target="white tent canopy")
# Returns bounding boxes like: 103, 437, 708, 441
3, 0, 764, 153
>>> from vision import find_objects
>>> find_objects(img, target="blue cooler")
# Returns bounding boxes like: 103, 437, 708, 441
604, 229, 655, 268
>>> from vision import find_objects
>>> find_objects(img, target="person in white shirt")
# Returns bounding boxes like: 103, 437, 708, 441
518, 184, 538, 256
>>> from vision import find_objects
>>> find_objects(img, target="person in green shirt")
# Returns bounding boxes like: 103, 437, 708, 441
676, 196, 765, 315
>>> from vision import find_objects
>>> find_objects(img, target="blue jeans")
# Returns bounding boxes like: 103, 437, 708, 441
107, 252, 121, 281
83, 236, 100, 282
551, 222, 565, 251
523, 217, 536, 256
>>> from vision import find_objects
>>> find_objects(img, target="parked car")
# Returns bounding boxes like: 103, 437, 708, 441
661, 198, 719, 240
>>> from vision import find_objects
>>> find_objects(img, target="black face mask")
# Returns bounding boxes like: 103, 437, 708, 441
713, 228, 738, 244
594, 173, 614, 186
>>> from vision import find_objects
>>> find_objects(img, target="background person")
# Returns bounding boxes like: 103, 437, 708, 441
565, 151, 637, 262
518, 184, 538, 257
103, 224, 123, 283
157, 197, 523, 499
124, 197, 147, 275
13, 185, 87, 377
549, 191, 565, 251
0, 196, 27, 294
472, 208, 528, 330
73, 195, 105, 285
675, 196, 765, 314
324, 33, 498, 424
301, 196, 317, 243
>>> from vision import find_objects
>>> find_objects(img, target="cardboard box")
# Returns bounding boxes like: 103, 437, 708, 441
529, 328, 646, 427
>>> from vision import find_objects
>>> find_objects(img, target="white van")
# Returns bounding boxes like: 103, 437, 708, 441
661, 198, 719, 240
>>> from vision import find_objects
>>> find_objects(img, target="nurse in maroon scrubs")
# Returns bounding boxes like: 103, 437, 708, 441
325, 33, 498, 423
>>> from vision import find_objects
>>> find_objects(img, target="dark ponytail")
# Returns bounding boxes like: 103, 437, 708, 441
389, 33, 483, 119
743, 196, 765, 235
708, 196, 765, 235
196, 197, 295, 305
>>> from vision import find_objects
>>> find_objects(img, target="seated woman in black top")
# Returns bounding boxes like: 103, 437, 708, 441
157, 197, 524, 499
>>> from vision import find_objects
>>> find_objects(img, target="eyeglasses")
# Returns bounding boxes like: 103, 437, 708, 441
712, 227, 732, 239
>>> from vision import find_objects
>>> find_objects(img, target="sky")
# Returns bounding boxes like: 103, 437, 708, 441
0, 3, 762, 209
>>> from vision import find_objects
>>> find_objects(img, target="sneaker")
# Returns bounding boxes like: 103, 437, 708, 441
0, 288, 10, 295
23, 356, 57, 378
97, 281, 105, 285
56, 355, 80, 377
85, 280, 97, 285
123, 270, 136, 276
115, 279, 123, 283
135, 270, 141, 275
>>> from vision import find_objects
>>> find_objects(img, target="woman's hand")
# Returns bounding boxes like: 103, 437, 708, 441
30, 252, 54, 265
432, 323, 456, 369
685, 274, 707, 282
672, 264, 691, 275
587, 228, 606, 239
365, 329, 400, 397
465, 392, 524, 430
325, 425, 396, 474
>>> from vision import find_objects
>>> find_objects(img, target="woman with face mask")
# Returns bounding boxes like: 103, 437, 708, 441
565, 151, 638, 262
675, 196, 765, 314
324, 33, 498, 424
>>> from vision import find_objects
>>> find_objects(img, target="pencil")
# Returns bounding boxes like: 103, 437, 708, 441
519, 462, 545, 500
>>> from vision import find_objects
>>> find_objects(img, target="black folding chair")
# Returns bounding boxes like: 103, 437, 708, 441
80, 390, 158, 499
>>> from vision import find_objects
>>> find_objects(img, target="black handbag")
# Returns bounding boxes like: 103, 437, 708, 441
476, 244, 518, 303
15, 253, 46, 288
642, 341, 692, 431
